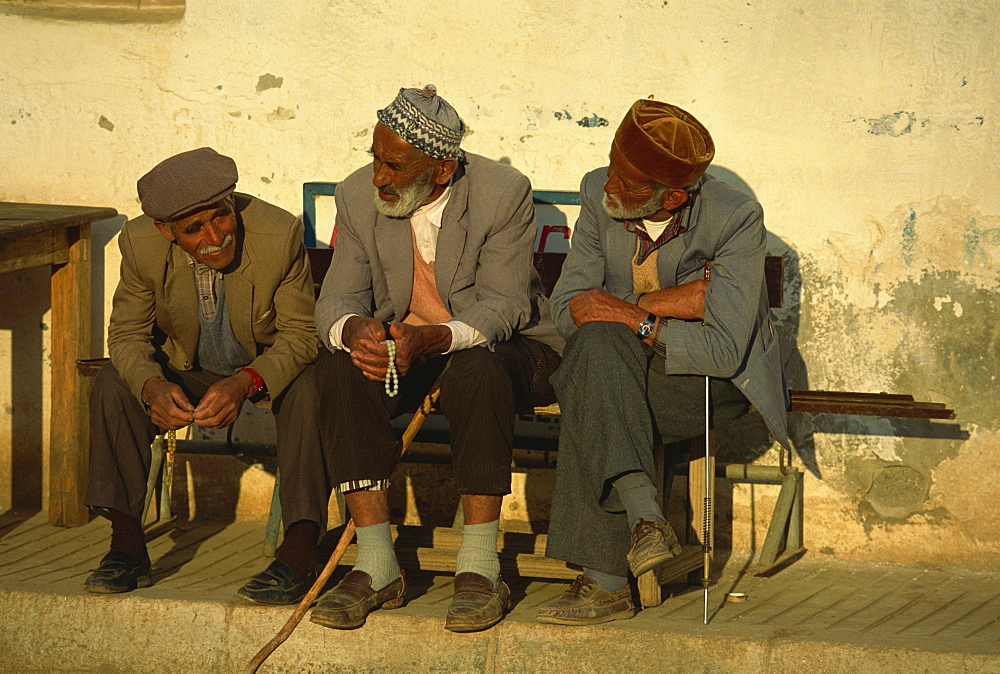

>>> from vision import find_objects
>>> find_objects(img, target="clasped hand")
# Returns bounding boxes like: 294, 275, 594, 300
142, 370, 255, 430
569, 279, 709, 329
343, 316, 452, 381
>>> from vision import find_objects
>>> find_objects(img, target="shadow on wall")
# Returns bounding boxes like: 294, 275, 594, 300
704, 166, 820, 474
90, 215, 127, 356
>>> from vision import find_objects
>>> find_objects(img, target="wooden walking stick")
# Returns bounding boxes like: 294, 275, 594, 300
246, 362, 446, 673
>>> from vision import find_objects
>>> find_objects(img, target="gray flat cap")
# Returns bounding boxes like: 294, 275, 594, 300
137, 147, 238, 221
377, 84, 466, 160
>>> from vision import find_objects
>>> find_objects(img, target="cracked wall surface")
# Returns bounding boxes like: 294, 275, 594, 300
0, 0, 997, 568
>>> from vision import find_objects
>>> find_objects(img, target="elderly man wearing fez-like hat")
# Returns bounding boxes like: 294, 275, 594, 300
83, 148, 321, 599
291, 85, 564, 632
536, 100, 790, 625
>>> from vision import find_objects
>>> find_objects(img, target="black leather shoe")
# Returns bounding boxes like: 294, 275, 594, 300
445, 572, 511, 632
85, 551, 152, 594
236, 560, 317, 605
310, 570, 406, 629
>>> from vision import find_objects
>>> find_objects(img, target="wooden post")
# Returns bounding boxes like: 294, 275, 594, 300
48, 223, 92, 527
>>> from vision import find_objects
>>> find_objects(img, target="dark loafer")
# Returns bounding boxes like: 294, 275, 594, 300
236, 560, 317, 605
85, 551, 152, 594
536, 575, 635, 625
310, 570, 406, 629
445, 572, 511, 633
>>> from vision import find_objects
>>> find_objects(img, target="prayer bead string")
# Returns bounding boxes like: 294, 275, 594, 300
385, 339, 399, 397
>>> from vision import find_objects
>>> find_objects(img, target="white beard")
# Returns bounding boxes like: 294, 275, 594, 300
373, 168, 437, 218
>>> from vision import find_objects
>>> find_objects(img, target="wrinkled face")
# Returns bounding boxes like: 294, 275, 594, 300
602, 147, 667, 220
155, 200, 237, 270
369, 122, 441, 218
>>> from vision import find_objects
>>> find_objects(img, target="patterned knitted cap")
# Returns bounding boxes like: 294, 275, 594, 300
377, 85, 466, 160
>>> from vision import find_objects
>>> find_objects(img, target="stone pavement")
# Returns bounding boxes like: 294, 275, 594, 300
1, 510, 998, 672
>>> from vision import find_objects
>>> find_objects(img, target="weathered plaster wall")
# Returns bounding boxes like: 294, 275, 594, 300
1, 1, 996, 567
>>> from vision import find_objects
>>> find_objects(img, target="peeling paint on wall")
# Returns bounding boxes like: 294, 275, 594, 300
576, 113, 608, 128
255, 73, 283, 93
864, 111, 916, 136
855, 112, 984, 135
266, 107, 295, 122
900, 210, 916, 265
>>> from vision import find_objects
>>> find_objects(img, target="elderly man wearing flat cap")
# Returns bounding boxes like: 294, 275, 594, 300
291, 85, 563, 633
84, 148, 321, 599
536, 100, 789, 625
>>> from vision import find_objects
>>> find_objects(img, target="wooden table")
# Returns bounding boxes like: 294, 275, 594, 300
0, 202, 118, 526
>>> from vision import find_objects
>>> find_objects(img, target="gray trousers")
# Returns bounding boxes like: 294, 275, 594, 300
85, 360, 319, 524
545, 322, 749, 576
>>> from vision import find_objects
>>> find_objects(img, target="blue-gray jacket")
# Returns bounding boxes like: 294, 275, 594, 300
550, 169, 789, 448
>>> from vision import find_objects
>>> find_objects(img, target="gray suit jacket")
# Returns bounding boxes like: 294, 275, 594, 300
107, 194, 320, 406
550, 170, 789, 448
315, 153, 563, 354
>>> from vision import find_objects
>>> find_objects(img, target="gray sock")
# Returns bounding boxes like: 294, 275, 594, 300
455, 519, 500, 586
584, 567, 629, 593
613, 471, 665, 530
352, 521, 400, 591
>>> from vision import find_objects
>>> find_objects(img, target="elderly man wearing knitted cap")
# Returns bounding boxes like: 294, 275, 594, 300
537, 100, 789, 625
297, 85, 563, 633
84, 148, 321, 598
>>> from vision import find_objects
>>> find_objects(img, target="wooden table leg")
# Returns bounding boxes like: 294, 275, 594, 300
48, 223, 91, 527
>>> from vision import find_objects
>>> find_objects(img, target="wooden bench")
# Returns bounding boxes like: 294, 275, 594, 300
301, 245, 955, 607
76, 185, 956, 608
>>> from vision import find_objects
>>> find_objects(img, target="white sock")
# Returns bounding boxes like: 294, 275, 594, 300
352, 521, 400, 591
455, 519, 501, 587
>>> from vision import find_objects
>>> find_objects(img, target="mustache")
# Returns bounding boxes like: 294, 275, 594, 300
199, 234, 233, 255
379, 186, 400, 196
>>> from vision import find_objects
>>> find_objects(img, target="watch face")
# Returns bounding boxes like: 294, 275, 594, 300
638, 320, 654, 338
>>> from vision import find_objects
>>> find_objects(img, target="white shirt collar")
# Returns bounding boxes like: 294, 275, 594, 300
412, 182, 452, 229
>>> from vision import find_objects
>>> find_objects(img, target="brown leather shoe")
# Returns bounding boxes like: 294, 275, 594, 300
536, 575, 635, 625
626, 519, 682, 577
309, 570, 405, 630
444, 572, 511, 633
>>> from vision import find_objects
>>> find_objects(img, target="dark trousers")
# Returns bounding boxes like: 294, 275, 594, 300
282, 338, 560, 527
544, 322, 749, 576
85, 360, 320, 523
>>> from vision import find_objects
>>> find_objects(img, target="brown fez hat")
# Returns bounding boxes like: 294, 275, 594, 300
612, 100, 715, 189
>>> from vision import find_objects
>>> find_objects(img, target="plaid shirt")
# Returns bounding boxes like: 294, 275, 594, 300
623, 217, 686, 265
622, 190, 697, 264
186, 254, 222, 320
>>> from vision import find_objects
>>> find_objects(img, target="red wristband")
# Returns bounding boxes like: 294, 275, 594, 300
239, 367, 266, 395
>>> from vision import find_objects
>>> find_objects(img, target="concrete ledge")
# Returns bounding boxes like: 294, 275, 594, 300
3, 514, 997, 672
3, 587, 999, 672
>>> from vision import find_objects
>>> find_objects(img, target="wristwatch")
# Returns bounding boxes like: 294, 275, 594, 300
637, 313, 657, 339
